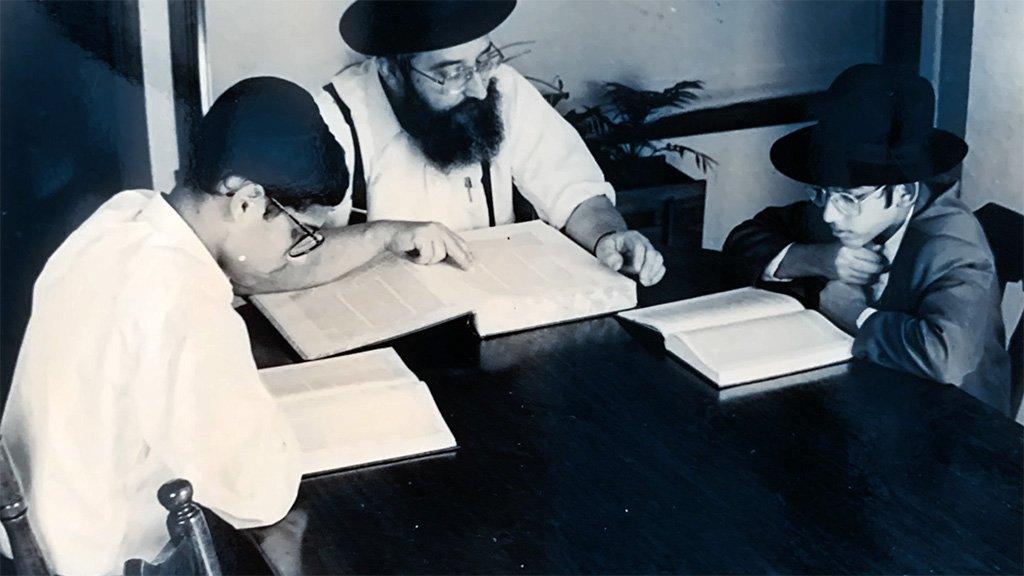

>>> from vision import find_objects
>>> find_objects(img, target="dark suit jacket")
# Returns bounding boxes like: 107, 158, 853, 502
722, 188, 1012, 415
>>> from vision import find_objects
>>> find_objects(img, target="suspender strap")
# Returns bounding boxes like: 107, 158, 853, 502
323, 82, 367, 224
481, 159, 496, 227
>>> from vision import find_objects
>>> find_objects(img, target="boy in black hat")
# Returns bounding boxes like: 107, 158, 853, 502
308, 0, 665, 288
723, 64, 1010, 415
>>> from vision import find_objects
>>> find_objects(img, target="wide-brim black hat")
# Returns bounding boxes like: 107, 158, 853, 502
340, 0, 516, 56
770, 64, 968, 187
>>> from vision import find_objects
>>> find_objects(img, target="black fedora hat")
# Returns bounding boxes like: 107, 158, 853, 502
770, 64, 968, 188
340, 0, 516, 57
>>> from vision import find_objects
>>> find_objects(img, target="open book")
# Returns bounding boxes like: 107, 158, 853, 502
259, 348, 456, 475
252, 220, 637, 360
618, 287, 854, 387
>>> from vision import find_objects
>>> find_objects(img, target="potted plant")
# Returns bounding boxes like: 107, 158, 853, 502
529, 77, 716, 190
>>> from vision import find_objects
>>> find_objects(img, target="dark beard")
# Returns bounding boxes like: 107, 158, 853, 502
388, 75, 505, 171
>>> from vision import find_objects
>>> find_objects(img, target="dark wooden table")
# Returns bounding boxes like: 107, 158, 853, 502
240, 246, 1023, 575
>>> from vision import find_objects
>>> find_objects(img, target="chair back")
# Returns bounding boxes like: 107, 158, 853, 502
974, 202, 1024, 418
0, 437, 52, 575
975, 203, 1023, 287
123, 479, 222, 576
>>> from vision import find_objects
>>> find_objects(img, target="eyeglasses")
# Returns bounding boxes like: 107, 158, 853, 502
409, 42, 532, 95
267, 196, 325, 258
807, 184, 889, 217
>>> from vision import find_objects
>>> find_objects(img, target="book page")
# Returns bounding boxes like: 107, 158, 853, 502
258, 349, 457, 475
422, 221, 637, 335
667, 310, 853, 387
253, 221, 635, 356
251, 254, 471, 360
618, 287, 803, 335
260, 348, 418, 399
426, 220, 632, 296
715, 362, 852, 402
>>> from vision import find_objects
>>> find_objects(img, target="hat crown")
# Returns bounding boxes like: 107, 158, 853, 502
340, 0, 516, 57
816, 64, 936, 151
769, 63, 967, 187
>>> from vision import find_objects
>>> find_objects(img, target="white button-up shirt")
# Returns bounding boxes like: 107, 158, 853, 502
316, 60, 615, 231
0, 190, 301, 575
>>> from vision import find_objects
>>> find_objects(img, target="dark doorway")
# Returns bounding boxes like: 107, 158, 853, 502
1, 0, 152, 406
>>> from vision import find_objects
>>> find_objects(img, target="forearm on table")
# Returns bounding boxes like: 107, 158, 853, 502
234, 222, 399, 295
854, 310, 974, 384
563, 195, 628, 253
774, 242, 830, 280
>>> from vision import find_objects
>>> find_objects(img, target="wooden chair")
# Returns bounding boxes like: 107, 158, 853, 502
0, 438, 52, 575
123, 479, 222, 576
2, 433, 221, 576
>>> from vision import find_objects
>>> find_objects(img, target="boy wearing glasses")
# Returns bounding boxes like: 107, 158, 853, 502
303, 0, 665, 288
0, 76, 473, 574
723, 64, 1010, 415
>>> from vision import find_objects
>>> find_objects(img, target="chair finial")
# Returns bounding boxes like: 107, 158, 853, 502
158, 478, 194, 512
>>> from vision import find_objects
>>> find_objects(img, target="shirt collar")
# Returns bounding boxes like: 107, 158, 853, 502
367, 59, 407, 150
881, 204, 915, 263
139, 191, 234, 300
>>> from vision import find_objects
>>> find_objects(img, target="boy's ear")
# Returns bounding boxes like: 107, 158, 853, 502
217, 175, 266, 221
895, 182, 920, 207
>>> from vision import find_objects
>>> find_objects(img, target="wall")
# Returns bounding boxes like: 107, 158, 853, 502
205, 0, 882, 106
661, 123, 814, 249
203, 0, 885, 248
139, 0, 179, 193
960, 0, 1024, 408
961, 0, 1024, 213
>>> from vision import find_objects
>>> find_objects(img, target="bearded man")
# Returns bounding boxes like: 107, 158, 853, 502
313, 0, 665, 287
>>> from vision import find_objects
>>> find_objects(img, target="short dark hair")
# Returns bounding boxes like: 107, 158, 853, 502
184, 77, 348, 211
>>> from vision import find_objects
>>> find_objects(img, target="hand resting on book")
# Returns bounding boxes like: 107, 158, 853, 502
382, 220, 475, 270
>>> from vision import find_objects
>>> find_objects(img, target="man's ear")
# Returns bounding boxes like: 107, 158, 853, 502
217, 175, 266, 221
377, 57, 404, 92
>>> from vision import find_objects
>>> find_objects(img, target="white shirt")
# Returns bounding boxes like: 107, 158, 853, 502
761, 206, 915, 328
0, 190, 301, 575
316, 60, 615, 231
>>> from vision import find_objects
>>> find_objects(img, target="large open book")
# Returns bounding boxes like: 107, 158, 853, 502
618, 287, 854, 387
252, 220, 637, 360
259, 348, 456, 475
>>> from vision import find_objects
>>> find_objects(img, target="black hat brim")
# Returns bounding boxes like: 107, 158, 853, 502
770, 125, 968, 187
340, 0, 516, 56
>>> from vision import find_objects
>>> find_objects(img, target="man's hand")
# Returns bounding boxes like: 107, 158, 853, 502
595, 230, 666, 286
782, 242, 887, 285
385, 221, 474, 269
818, 280, 869, 333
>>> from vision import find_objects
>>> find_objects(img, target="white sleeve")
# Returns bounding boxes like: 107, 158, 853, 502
503, 67, 615, 229
761, 243, 795, 282
134, 298, 302, 529
856, 307, 878, 329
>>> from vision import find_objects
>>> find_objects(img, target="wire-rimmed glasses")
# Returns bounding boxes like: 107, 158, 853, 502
807, 184, 889, 217
410, 41, 533, 94
267, 196, 325, 258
